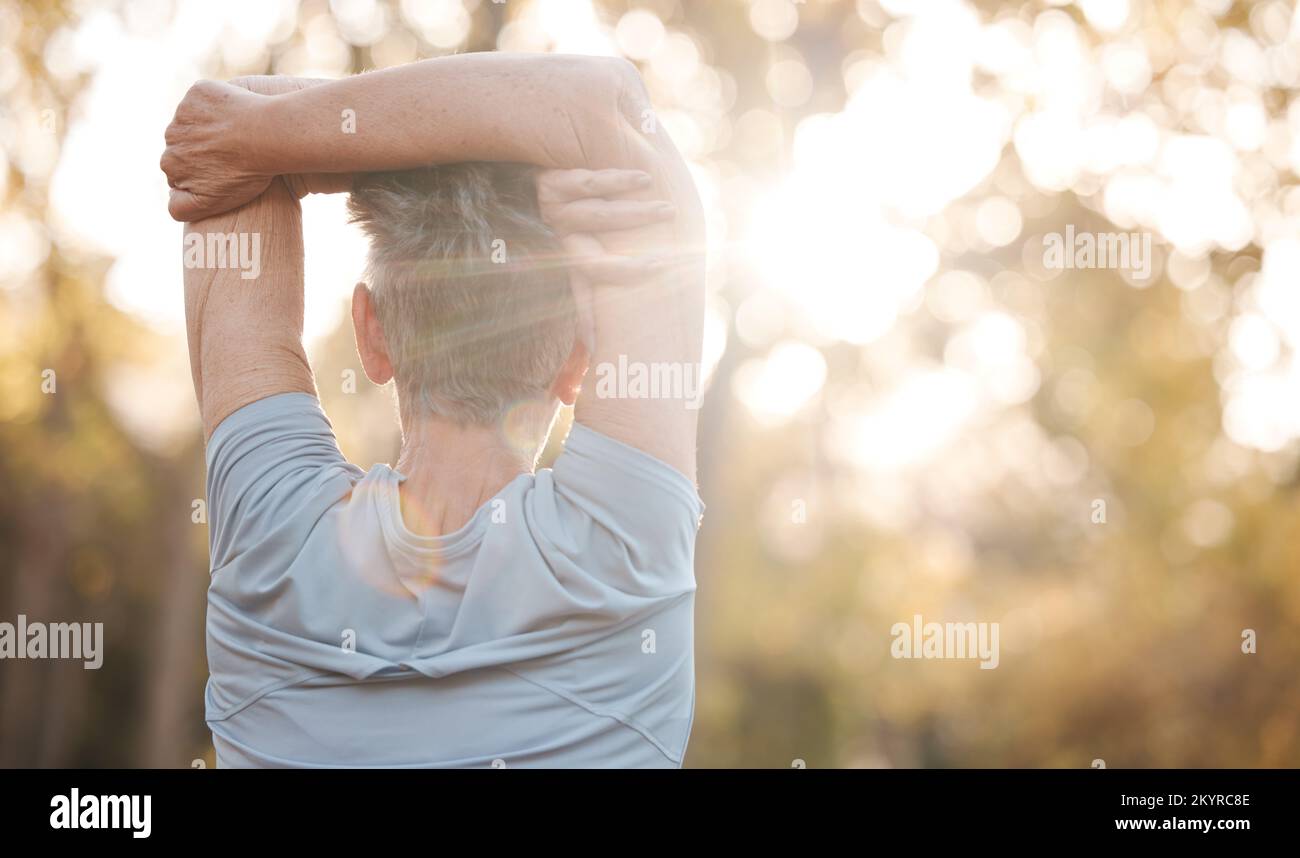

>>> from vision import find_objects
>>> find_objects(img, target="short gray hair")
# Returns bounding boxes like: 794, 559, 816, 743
347, 162, 577, 427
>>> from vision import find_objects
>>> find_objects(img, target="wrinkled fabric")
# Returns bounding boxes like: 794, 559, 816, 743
203, 393, 701, 767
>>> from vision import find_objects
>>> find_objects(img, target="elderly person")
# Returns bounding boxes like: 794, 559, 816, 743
161, 54, 705, 767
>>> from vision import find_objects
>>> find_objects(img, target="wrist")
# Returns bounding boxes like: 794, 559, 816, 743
245, 92, 290, 175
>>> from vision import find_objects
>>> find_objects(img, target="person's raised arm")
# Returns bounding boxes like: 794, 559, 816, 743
164, 55, 706, 479
258, 53, 645, 177
177, 75, 340, 439
183, 176, 314, 440
163, 55, 649, 221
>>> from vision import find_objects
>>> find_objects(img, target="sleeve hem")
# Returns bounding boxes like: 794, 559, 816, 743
560, 422, 705, 520
207, 391, 329, 452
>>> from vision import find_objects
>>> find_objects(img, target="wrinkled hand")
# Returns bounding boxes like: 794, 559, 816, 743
535, 168, 676, 350
536, 168, 675, 281
160, 79, 273, 222
161, 76, 352, 221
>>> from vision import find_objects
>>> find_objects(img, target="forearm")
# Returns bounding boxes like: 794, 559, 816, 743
248, 54, 647, 177
228, 75, 354, 197
184, 178, 315, 438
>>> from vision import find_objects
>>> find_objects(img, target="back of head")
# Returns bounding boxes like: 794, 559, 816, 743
347, 162, 577, 431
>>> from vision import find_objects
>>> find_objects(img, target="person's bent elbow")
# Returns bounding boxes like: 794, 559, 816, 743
549, 55, 655, 169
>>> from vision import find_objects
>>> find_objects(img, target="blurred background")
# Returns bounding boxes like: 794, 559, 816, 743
2, 0, 1299, 767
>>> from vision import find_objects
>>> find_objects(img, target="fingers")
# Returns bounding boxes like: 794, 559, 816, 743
560, 233, 665, 284
536, 168, 652, 203
537, 169, 674, 239
168, 188, 204, 223
159, 148, 181, 183
544, 198, 675, 235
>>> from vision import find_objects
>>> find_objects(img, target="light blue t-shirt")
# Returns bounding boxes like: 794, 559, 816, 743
203, 393, 702, 768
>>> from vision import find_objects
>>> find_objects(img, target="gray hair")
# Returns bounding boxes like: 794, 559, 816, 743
347, 162, 577, 428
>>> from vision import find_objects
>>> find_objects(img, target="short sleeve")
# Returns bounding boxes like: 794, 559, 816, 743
549, 423, 704, 584
205, 393, 361, 573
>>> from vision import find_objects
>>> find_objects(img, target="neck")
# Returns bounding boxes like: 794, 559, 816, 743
394, 416, 534, 538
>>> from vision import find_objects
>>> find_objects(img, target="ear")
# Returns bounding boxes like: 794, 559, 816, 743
549, 338, 590, 407
352, 282, 394, 385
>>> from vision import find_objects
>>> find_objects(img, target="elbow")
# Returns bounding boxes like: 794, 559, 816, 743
535, 55, 656, 169
575, 56, 657, 166
557, 55, 649, 125
601, 57, 652, 126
